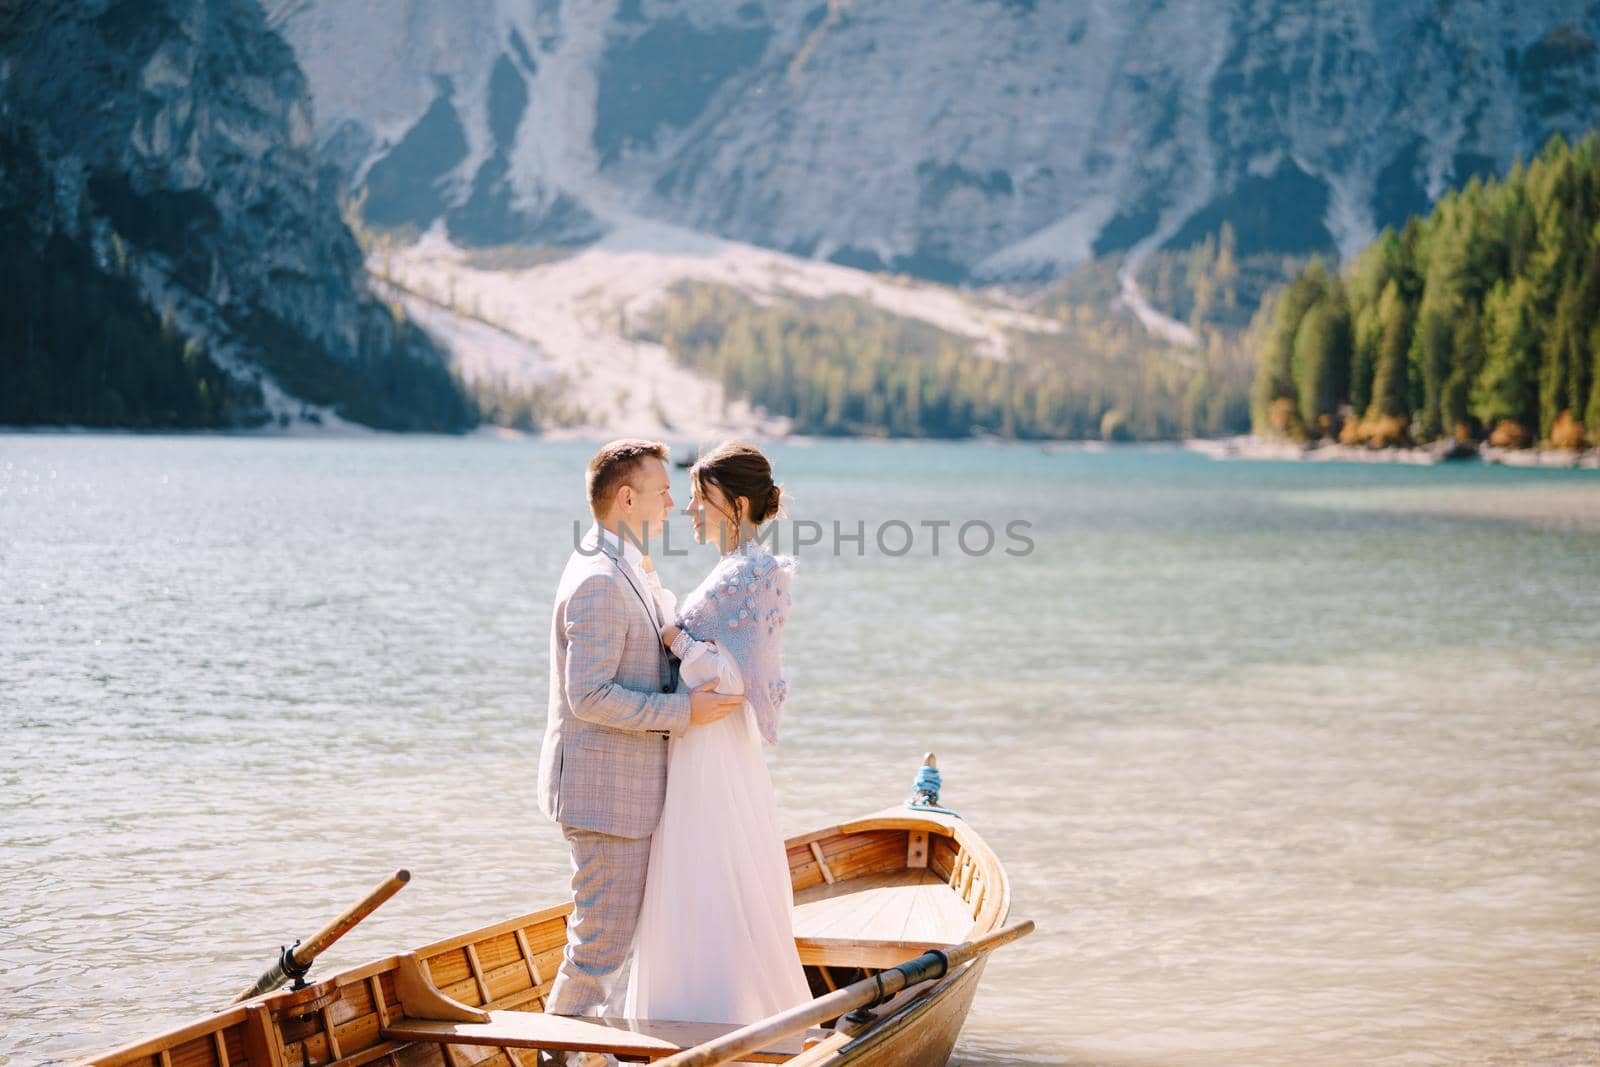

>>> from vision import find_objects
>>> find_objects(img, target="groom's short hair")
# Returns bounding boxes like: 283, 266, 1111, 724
587, 438, 669, 518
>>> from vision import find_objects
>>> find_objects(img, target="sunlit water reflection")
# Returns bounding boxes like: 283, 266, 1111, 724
2, 436, 1597, 1065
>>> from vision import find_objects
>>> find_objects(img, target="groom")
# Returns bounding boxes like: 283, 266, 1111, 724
538, 438, 744, 1018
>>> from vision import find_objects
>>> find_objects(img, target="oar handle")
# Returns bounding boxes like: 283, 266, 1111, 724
230, 869, 410, 1004
294, 869, 410, 964
652, 919, 1035, 1067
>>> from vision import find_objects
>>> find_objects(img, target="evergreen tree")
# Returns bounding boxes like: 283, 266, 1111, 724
1290, 286, 1352, 434
1540, 279, 1583, 439
1252, 130, 1600, 446
1411, 305, 1452, 441
1368, 280, 1412, 419
1350, 303, 1379, 416
1587, 320, 1600, 439
1251, 266, 1325, 433
1443, 309, 1483, 439
1216, 222, 1239, 312
1473, 278, 1539, 430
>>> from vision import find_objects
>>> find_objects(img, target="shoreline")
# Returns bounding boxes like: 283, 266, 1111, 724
4, 424, 1598, 468
1185, 435, 1600, 470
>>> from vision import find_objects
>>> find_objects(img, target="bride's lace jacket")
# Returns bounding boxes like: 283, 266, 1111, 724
667, 540, 795, 746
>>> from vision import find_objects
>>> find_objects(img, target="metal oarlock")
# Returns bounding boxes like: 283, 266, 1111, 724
279, 939, 313, 990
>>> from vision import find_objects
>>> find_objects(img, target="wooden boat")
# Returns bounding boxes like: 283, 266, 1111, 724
84, 758, 1022, 1067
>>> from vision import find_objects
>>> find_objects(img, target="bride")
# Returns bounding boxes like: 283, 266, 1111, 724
625, 441, 812, 1024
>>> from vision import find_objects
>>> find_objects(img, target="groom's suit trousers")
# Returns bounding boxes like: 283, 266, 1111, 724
546, 826, 654, 1016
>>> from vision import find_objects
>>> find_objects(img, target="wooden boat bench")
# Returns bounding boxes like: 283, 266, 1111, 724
381, 951, 828, 1062
794, 936, 957, 970
382, 1010, 826, 1061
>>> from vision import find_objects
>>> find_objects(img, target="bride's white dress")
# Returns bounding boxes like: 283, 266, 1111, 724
624, 548, 811, 1024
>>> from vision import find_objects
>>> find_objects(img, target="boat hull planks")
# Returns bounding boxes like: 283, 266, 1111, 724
82, 807, 1009, 1067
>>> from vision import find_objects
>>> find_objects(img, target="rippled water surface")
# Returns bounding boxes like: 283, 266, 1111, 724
2, 436, 1598, 1065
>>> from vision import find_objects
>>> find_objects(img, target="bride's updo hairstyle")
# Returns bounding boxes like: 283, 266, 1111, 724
691, 441, 783, 528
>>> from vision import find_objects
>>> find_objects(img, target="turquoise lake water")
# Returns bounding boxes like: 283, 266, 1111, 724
2, 435, 1597, 1064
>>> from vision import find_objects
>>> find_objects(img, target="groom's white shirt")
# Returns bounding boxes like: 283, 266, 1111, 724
590, 522, 661, 626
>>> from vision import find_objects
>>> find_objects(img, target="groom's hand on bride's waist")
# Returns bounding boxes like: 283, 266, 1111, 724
689, 681, 742, 725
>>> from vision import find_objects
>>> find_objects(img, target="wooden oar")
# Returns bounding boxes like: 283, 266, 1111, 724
231, 869, 411, 1003
651, 919, 1035, 1067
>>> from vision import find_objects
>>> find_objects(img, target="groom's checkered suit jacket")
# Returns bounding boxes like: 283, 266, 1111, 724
537, 532, 691, 840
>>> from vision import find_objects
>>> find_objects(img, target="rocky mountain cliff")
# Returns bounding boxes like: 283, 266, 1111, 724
0, 0, 475, 430
281, 0, 1600, 282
